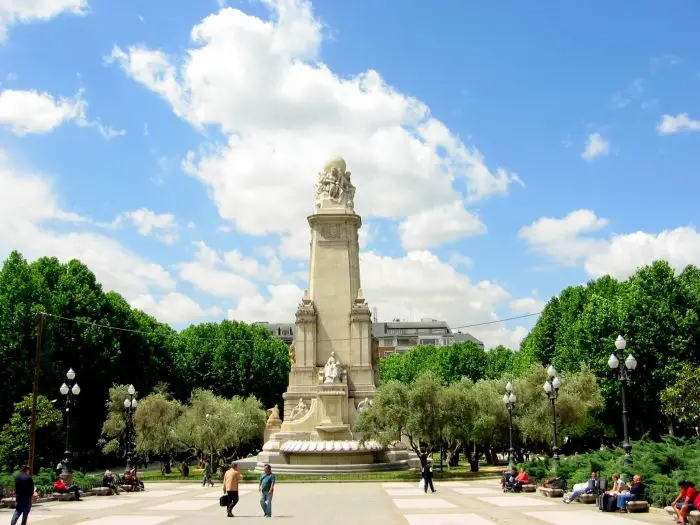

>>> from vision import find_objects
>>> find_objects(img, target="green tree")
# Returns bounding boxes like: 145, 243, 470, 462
98, 384, 131, 458
170, 321, 290, 409
485, 345, 515, 379
0, 395, 64, 471
134, 392, 183, 472
660, 362, 700, 431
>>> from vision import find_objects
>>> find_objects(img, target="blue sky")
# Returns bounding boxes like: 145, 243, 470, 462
1, 0, 699, 348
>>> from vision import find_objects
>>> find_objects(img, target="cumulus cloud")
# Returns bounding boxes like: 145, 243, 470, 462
510, 297, 545, 314
115, 208, 179, 244
0, 150, 176, 300
0, 88, 124, 138
131, 292, 222, 324
581, 132, 610, 161
0, 0, 88, 42
399, 200, 486, 251
657, 113, 700, 135
519, 209, 609, 265
108, 0, 521, 254
521, 209, 700, 280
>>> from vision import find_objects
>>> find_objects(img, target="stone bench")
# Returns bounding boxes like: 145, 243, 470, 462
626, 500, 649, 513
1, 498, 15, 508
91, 487, 114, 496
522, 484, 536, 493
688, 510, 700, 525
120, 485, 137, 492
577, 493, 597, 504
51, 492, 76, 502
539, 487, 564, 498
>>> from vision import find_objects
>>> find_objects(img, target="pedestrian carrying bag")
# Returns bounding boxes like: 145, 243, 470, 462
219, 494, 229, 507
419, 478, 426, 490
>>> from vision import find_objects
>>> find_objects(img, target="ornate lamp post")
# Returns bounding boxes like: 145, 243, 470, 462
59, 368, 80, 478
123, 384, 138, 469
502, 382, 517, 468
543, 365, 561, 472
608, 335, 637, 466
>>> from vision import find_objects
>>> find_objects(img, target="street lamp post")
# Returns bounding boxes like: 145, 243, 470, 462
543, 365, 561, 472
59, 368, 80, 477
608, 335, 637, 467
502, 382, 517, 468
123, 385, 138, 469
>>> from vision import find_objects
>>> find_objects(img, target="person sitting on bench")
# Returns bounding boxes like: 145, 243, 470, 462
53, 477, 81, 501
564, 472, 599, 503
616, 475, 645, 512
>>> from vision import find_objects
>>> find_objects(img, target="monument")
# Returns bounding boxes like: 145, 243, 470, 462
256, 157, 409, 472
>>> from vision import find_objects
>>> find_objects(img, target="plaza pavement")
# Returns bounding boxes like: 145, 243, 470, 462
0, 479, 674, 525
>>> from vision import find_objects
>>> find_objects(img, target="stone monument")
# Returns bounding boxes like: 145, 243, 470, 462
256, 157, 409, 472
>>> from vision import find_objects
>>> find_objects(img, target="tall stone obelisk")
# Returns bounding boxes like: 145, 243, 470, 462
257, 158, 407, 472
284, 156, 376, 421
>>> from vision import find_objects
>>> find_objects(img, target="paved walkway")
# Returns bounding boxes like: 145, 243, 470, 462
0, 479, 673, 525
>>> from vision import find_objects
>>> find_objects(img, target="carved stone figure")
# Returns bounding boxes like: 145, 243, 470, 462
289, 398, 308, 421
357, 397, 373, 413
288, 343, 296, 366
323, 351, 343, 383
267, 404, 281, 424
315, 157, 356, 209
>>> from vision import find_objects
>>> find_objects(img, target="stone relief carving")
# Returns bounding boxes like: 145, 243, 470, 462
357, 397, 373, 413
288, 343, 296, 367
323, 351, 344, 384
289, 398, 308, 421
315, 157, 356, 210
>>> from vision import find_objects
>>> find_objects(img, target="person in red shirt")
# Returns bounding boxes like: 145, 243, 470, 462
513, 468, 529, 491
679, 481, 698, 524
53, 477, 81, 501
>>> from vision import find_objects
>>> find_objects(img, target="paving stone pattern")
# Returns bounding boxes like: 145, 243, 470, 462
0, 480, 673, 524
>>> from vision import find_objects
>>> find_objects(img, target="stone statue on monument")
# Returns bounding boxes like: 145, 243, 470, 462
315, 157, 356, 210
289, 398, 308, 421
288, 343, 296, 367
357, 397, 373, 413
323, 351, 343, 383
266, 404, 281, 424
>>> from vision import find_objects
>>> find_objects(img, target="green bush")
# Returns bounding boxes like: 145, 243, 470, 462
0, 468, 99, 495
519, 437, 700, 507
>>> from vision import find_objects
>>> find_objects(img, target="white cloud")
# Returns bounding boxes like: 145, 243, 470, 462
510, 297, 545, 314
521, 209, 700, 280
519, 209, 609, 265
108, 0, 521, 251
657, 113, 700, 135
611, 78, 643, 109
0, 88, 124, 139
227, 283, 303, 323
0, 151, 175, 301
448, 253, 473, 269
117, 208, 179, 244
584, 227, 700, 279
399, 200, 486, 251
0, 0, 88, 42
581, 132, 610, 161
131, 292, 221, 324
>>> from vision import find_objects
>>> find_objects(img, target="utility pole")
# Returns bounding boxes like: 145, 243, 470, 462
28, 312, 45, 472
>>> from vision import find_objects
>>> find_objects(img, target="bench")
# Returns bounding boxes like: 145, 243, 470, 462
51, 492, 76, 502
522, 484, 536, 493
91, 487, 114, 496
120, 485, 136, 492
626, 500, 649, 513
539, 487, 564, 498
577, 493, 597, 504
686, 509, 699, 525
1, 498, 15, 508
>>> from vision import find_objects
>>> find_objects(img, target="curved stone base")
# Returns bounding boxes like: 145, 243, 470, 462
254, 458, 411, 474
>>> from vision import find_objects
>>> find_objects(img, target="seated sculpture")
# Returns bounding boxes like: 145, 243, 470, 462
323, 352, 344, 383
357, 397, 372, 413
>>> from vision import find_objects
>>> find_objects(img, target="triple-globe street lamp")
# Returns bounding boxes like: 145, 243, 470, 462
543, 365, 561, 472
502, 382, 517, 468
59, 368, 81, 473
123, 384, 138, 469
607, 335, 638, 466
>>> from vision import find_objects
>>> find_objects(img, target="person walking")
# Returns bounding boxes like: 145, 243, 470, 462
202, 460, 214, 487
422, 458, 436, 493
10, 466, 34, 525
258, 464, 276, 518
223, 463, 242, 518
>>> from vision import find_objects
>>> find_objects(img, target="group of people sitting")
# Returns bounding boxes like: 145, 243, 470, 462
501, 467, 530, 492
669, 480, 700, 525
101, 469, 145, 494
563, 471, 645, 512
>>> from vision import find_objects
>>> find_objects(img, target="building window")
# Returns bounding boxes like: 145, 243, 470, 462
420, 338, 438, 346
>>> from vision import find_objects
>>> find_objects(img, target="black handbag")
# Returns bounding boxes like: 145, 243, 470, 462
219, 494, 229, 507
